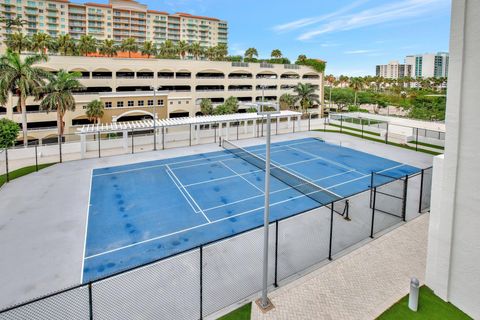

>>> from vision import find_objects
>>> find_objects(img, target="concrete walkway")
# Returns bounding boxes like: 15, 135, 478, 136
251, 214, 429, 320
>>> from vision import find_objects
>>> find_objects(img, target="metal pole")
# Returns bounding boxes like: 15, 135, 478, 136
340, 115, 343, 133
153, 88, 157, 151
131, 130, 134, 154
59, 134, 62, 163
214, 123, 217, 143
237, 122, 239, 140
5, 148, 9, 183
189, 124, 192, 147
385, 122, 389, 144
88, 283, 94, 320
418, 169, 425, 213
402, 175, 408, 222
261, 113, 272, 308
361, 121, 364, 139
415, 128, 419, 151
274, 220, 279, 288
200, 246, 203, 319
370, 187, 377, 238
328, 203, 334, 260
98, 131, 101, 158
35, 144, 38, 172
308, 113, 311, 131
162, 127, 165, 150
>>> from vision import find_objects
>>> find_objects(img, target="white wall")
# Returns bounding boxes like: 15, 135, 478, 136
425, 1, 480, 318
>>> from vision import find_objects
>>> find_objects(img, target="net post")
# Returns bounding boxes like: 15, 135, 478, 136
328, 202, 334, 260
162, 126, 165, 150
370, 187, 377, 238
189, 124, 192, 147
88, 283, 93, 320
369, 172, 374, 208
58, 134, 63, 163
402, 175, 408, 222
131, 130, 134, 154
274, 220, 279, 288
418, 169, 425, 213
5, 147, 9, 183
98, 131, 101, 158
218, 136, 222, 147
199, 245, 203, 320
35, 143, 38, 172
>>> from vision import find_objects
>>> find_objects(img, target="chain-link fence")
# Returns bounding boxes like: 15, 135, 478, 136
419, 167, 433, 213
0, 168, 430, 319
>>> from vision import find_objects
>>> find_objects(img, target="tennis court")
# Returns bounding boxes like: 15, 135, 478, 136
83, 137, 420, 282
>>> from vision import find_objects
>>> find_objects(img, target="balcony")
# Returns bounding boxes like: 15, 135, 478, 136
116, 72, 135, 79
196, 85, 224, 92
158, 72, 174, 79
228, 85, 252, 91
196, 72, 225, 79
256, 85, 277, 91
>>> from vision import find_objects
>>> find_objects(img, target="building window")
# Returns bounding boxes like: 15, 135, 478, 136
147, 100, 154, 106
128, 101, 134, 107
105, 102, 112, 108
178, 101, 181, 104
117, 101, 124, 108
159, 100, 164, 106
186, 101, 189, 104
138, 100, 144, 106
170, 101, 173, 105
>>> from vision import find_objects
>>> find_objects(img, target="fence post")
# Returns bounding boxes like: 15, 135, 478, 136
340, 115, 343, 133
402, 175, 409, 222
58, 135, 63, 163
418, 169, 425, 213
237, 123, 239, 140
370, 187, 377, 238
308, 113, 311, 131
200, 245, 203, 320
324, 116, 326, 132
162, 127, 165, 150
88, 283, 93, 320
214, 123, 217, 143
189, 124, 192, 147
328, 203, 334, 260
369, 172, 374, 208
35, 144, 39, 172
415, 128, 419, 151
5, 148, 9, 183
361, 121, 364, 139
385, 122, 389, 144
274, 220, 279, 288
276, 118, 278, 135
98, 132, 101, 158
293, 117, 295, 133
131, 130, 134, 154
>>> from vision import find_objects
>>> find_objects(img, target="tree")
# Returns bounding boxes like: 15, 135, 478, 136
158, 40, 177, 58
189, 42, 203, 60
140, 41, 156, 58
213, 103, 232, 115
205, 46, 217, 61
85, 100, 104, 124
39, 70, 84, 137
224, 96, 239, 113
0, 118, 20, 148
373, 95, 388, 114
176, 40, 189, 59
271, 49, 282, 59
30, 32, 52, 54
5, 32, 30, 53
98, 39, 118, 57
215, 44, 228, 61
349, 77, 364, 106
200, 98, 213, 115
0, 51, 50, 146
296, 54, 307, 63
279, 93, 297, 110
56, 34, 76, 56
330, 88, 354, 112
120, 38, 138, 58
78, 35, 97, 56
293, 83, 319, 113
244, 48, 258, 61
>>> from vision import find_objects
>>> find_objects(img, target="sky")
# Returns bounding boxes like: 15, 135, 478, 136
106, 0, 451, 76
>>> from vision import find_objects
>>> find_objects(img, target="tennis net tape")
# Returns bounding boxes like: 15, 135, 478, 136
222, 139, 340, 205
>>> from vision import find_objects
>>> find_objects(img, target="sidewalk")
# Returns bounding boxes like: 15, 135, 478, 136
251, 214, 429, 320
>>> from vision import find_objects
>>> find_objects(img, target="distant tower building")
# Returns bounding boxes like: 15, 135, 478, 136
405, 52, 449, 78
375, 60, 412, 79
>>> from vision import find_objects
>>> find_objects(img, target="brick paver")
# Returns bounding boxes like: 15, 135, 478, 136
251, 214, 429, 320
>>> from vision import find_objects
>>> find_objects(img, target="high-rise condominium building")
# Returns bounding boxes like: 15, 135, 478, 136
0, 0, 228, 51
405, 52, 449, 78
375, 60, 412, 79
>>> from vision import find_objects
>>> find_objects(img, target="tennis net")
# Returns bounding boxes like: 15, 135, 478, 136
222, 139, 340, 205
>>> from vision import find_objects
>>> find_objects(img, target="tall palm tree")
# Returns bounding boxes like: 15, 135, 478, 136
215, 44, 228, 61
5, 32, 30, 53
293, 83, 319, 113
349, 77, 364, 106
120, 38, 137, 58
325, 74, 336, 108
279, 93, 297, 110
55, 34, 76, 56
30, 32, 52, 54
176, 40, 189, 59
0, 51, 50, 146
85, 99, 104, 124
39, 70, 84, 138
158, 40, 176, 58
205, 46, 217, 61
140, 41, 156, 58
98, 39, 118, 57
271, 49, 282, 59
78, 35, 97, 56
244, 48, 258, 61
296, 54, 307, 63
189, 42, 203, 60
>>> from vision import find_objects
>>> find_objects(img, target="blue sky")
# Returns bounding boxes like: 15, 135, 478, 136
117, 0, 451, 76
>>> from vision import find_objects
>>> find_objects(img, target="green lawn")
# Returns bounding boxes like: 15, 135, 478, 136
329, 123, 381, 136
378, 286, 472, 320
217, 303, 252, 320
0, 163, 56, 188
408, 140, 445, 150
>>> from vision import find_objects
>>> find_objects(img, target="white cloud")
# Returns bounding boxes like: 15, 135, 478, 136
344, 49, 375, 54
288, 0, 449, 41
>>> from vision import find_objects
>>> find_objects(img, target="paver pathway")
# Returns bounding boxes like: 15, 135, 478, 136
251, 214, 429, 320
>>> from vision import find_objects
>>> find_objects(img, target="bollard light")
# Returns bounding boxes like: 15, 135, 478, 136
408, 277, 420, 312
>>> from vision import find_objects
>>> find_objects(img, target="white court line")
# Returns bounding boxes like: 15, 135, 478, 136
165, 165, 211, 223
219, 160, 264, 194
165, 169, 200, 214
285, 144, 358, 172
80, 169, 93, 284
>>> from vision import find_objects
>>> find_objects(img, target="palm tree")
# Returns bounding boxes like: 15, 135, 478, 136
39, 70, 84, 138
325, 74, 336, 108
0, 52, 50, 146
5, 32, 30, 53
296, 54, 307, 63
293, 83, 319, 113
244, 48, 258, 61
30, 32, 52, 54
55, 34, 76, 56
349, 77, 364, 106
279, 93, 297, 110
189, 42, 203, 60
176, 40, 189, 59
120, 38, 137, 58
85, 99, 104, 124
78, 35, 97, 56
98, 39, 118, 57
205, 47, 217, 61
271, 49, 282, 59
215, 44, 228, 61
140, 41, 156, 58
158, 40, 177, 58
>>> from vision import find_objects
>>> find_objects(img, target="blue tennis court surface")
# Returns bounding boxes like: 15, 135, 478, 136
83, 137, 420, 282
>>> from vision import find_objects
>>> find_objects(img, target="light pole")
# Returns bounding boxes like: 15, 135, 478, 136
152, 87, 157, 151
